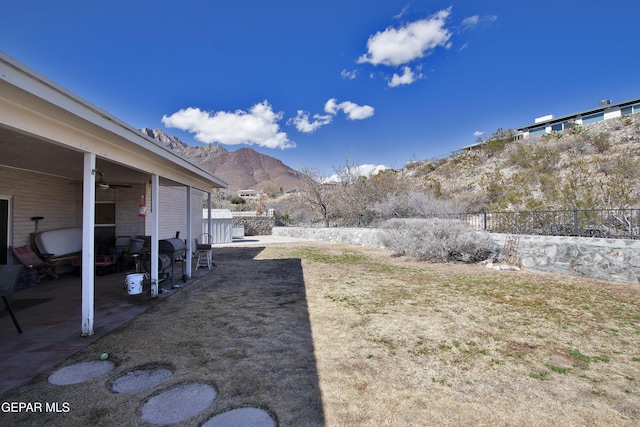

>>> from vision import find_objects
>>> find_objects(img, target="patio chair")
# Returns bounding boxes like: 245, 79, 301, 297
0, 264, 25, 333
10, 245, 59, 281
194, 233, 215, 270
71, 254, 118, 276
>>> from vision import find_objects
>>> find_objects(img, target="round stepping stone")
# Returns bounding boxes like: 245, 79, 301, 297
140, 383, 216, 425
109, 367, 173, 394
202, 407, 276, 427
48, 360, 115, 386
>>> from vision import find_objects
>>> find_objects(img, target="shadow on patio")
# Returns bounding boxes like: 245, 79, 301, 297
0, 244, 325, 426
0, 260, 211, 398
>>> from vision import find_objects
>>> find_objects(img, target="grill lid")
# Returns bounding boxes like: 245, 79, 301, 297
158, 238, 186, 255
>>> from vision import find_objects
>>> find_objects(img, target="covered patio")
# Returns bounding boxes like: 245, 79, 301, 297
0, 53, 227, 338
0, 262, 211, 397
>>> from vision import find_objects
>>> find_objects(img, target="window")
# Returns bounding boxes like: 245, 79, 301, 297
95, 202, 115, 254
95, 202, 115, 225
582, 112, 604, 125
529, 126, 547, 137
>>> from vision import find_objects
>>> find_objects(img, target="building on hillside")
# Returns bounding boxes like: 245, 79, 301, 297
514, 97, 640, 140
236, 189, 262, 201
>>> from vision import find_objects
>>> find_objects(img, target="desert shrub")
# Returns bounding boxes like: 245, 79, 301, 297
373, 191, 464, 221
380, 218, 496, 263
588, 132, 611, 153
534, 144, 561, 162
506, 144, 534, 168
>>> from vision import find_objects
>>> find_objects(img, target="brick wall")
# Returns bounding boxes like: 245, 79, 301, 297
156, 186, 205, 242
0, 167, 79, 246
1, 166, 206, 251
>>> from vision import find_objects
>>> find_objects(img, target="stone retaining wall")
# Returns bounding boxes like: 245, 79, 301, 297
234, 217, 275, 236
272, 226, 640, 284
273, 226, 385, 248
490, 234, 640, 284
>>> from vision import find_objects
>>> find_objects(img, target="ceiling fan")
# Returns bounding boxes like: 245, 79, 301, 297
95, 172, 132, 190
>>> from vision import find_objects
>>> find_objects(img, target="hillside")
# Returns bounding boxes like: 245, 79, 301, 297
405, 114, 640, 212
141, 128, 305, 192
144, 115, 640, 212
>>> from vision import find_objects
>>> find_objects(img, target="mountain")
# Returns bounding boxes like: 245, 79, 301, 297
198, 147, 305, 192
140, 128, 228, 164
141, 128, 305, 192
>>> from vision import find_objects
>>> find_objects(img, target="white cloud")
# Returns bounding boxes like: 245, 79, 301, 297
341, 69, 358, 80
290, 99, 374, 134
357, 164, 387, 176
461, 15, 479, 30
325, 164, 388, 183
325, 98, 375, 120
473, 131, 484, 137
461, 14, 497, 31
389, 66, 417, 87
289, 111, 333, 133
357, 7, 452, 67
393, 5, 410, 20
161, 101, 295, 149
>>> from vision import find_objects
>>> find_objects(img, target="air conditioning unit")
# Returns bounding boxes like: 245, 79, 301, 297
599, 99, 612, 107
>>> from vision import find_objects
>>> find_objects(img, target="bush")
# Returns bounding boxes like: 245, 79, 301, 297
380, 218, 496, 263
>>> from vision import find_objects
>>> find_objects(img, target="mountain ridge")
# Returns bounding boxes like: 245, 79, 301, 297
141, 128, 305, 192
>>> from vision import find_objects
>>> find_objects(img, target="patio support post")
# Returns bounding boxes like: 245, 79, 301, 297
185, 186, 192, 278
81, 152, 96, 336
207, 192, 212, 242
150, 174, 159, 297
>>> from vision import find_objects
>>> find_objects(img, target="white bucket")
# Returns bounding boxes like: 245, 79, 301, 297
125, 273, 144, 295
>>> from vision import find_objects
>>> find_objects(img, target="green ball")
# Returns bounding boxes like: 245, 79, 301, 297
100, 353, 109, 360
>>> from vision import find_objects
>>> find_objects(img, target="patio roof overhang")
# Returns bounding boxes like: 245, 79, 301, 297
0, 52, 227, 192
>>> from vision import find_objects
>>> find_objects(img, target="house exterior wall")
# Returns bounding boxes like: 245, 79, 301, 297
152, 186, 205, 241
514, 99, 640, 140
94, 185, 147, 241
0, 166, 79, 247
1, 165, 202, 255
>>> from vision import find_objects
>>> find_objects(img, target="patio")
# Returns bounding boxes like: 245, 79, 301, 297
0, 259, 213, 398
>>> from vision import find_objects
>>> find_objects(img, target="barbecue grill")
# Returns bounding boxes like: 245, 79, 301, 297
158, 238, 186, 287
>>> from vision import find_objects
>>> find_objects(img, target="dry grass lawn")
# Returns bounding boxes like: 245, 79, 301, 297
2, 242, 639, 426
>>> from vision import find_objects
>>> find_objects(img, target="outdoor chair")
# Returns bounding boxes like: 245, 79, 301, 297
194, 233, 215, 270
10, 245, 59, 281
70, 254, 118, 276
0, 264, 25, 333
114, 236, 131, 272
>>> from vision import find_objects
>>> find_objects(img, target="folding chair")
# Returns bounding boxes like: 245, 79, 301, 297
10, 245, 59, 281
0, 264, 25, 333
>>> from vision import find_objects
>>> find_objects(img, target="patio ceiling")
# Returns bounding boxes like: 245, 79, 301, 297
0, 124, 167, 187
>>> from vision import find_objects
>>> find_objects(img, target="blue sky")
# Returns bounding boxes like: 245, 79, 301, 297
2, 1, 639, 175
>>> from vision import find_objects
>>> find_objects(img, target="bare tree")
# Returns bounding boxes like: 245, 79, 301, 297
296, 166, 336, 227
